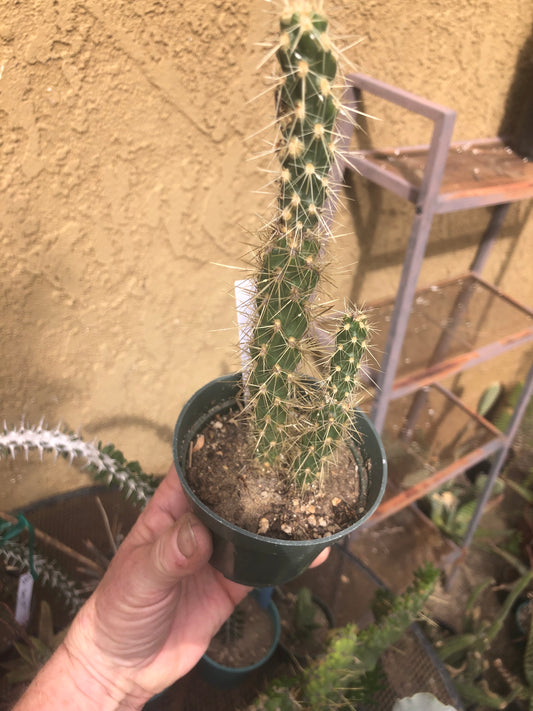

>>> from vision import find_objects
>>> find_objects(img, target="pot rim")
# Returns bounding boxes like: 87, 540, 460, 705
201, 593, 281, 673
174, 372, 387, 547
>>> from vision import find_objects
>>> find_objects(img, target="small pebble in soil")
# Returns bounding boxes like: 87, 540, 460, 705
187, 409, 368, 541
257, 518, 269, 534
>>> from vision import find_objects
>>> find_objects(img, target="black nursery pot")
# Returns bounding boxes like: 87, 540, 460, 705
172, 373, 387, 588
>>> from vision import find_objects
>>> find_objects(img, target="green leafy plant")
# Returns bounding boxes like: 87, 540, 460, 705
425, 474, 505, 543
435, 566, 533, 709
244, 0, 368, 487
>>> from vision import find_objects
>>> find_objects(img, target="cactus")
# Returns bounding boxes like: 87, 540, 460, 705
0, 539, 86, 615
302, 563, 439, 709
434, 568, 533, 710
0, 421, 158, 507
245, 1, 368, 485
249, 564, 440, 711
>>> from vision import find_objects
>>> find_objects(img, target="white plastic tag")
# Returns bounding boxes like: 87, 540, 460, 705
15, 572, 34, 626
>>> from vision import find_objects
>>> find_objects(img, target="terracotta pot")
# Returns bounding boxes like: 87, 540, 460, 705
172, 373, 387, 587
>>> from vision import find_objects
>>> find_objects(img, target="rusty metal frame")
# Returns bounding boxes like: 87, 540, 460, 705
339, 73, 457, 433
365, 383, 507, 527
337, 73, 533, 563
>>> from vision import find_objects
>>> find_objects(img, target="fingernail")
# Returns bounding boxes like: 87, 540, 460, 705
177, 517, 196, 559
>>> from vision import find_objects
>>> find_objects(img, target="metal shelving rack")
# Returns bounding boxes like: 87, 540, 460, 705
335, 74, 533, 558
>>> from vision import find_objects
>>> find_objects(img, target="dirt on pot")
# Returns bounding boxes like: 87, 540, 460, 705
187, 409, 368, 541
206, 594, 275, 668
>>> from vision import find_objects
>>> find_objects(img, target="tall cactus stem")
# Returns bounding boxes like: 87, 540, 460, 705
246, 2, 365, 485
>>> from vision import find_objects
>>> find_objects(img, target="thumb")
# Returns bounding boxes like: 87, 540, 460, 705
149, 512, 213, 586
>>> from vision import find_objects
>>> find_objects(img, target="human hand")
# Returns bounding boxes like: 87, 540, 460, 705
62, 464, 251, 706
15, 463, 329, 710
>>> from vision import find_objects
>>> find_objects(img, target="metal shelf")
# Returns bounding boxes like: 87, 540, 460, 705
346, 137, 533, 213
365, 383, 506, 527
335, 72, 533, 562
366, 272, 533, 400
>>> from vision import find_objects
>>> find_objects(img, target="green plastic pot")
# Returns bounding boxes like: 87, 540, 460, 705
197, 590, 281, 688
173, 373, 387, 587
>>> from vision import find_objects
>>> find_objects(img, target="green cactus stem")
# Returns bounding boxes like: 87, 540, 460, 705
292, 310, 369, 485
246, 2, 365, 484
249, 564, 440, 711
302, 563, 439, 709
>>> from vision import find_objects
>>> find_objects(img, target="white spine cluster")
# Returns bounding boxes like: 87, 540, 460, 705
0, 421, 156, 506
0, 540, 86, 614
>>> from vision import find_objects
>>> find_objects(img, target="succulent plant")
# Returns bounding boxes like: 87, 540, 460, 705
245, 1, 368, 486
0, 601, 67, 685
0, 421, 158, 507
249, 564, 440, 711
0, 539, 86, 615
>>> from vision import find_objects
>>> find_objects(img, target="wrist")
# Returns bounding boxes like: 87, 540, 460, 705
13, 642, 147, 711
62, 597, 152, 710
14, 599, 150, 711
61, 640, 148, 711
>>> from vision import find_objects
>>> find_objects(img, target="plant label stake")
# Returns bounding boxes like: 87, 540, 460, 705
15, 572, 34, 627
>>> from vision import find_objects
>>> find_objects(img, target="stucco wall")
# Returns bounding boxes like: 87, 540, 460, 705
1, 0, 532, 508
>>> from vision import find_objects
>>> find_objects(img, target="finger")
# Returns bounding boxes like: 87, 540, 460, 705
129, 464, 194, 547
152, 464, 192, 520
309, 547, 330, 569
147, 512, 213, 588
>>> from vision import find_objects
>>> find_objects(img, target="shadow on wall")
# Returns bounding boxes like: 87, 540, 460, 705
343, 30, 533, 305
499, 22, 533, 159
83, 415, 173, 447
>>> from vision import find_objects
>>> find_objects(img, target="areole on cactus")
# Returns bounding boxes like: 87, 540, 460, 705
244, 1, 368, 485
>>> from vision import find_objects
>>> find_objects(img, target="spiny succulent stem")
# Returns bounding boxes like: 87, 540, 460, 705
0, 539, 86, 615
244, 2, 369, 485
0, 423, 158, 507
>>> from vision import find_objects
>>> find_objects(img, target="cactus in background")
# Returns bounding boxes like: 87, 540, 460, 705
249, 564, 440, 711
246, 1, 368, 485
0, 540, 86, 615
302, 563, 439, 709
0, 421, 159, 507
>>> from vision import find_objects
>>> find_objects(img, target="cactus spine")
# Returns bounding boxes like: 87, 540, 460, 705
246, 2, 368, 484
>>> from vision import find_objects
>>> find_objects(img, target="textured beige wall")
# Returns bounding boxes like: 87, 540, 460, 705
1, 0, 532, 508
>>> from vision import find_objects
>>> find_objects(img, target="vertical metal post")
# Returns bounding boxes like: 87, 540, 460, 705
459, 360, 533, 553
400, 203, 512, 439
470, 203, 511, 274
371, 110, 457, 433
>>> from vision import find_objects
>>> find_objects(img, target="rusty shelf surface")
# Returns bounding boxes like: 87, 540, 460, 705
365, 272, 533, 401
346, 137, 533, 212
364, 383, 507, 527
